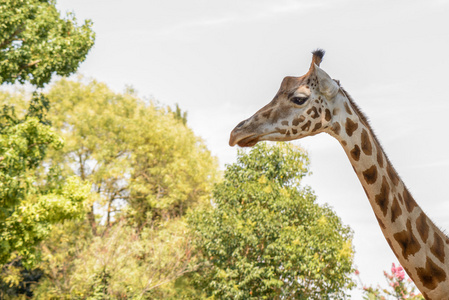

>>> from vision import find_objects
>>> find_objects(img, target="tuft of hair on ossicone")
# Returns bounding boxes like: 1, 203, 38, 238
311, 49, 325, 66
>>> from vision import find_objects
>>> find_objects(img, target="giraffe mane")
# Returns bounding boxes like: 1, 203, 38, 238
339, 85, 396, 174
341, 84, 449, 240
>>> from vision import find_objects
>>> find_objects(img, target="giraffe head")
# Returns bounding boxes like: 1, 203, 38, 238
229, 49, 341, 147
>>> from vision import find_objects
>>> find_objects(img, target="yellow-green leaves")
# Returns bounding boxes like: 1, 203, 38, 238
43, 78, 218, 229
0, 0, 94, 272
189, 142, 355, 299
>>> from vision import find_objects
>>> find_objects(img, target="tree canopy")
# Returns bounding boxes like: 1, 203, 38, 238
7, 78, 219, 298
0, 0, 95, 293
189, 142, 355, 299
0, 0, 95, 87
43, 78, 218, 231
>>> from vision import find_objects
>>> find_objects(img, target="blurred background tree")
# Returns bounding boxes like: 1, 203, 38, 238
189, 143, 355, 299
5, 77, 219, 298
44, 78, 219, 232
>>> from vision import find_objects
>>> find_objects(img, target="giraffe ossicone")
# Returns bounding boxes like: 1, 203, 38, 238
229, 50, 449, 300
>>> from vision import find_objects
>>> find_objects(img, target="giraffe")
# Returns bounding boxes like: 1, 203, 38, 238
229, 50, 449, 299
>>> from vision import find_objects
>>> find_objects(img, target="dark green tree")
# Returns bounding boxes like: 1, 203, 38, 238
190, 142, 355, 299
0, 0, 94, 295
0, 0, 95, 87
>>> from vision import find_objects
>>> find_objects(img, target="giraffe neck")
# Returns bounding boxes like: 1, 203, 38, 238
327, 91, 449, 299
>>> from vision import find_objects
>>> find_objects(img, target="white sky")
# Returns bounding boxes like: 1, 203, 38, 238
54, 0, 449, 297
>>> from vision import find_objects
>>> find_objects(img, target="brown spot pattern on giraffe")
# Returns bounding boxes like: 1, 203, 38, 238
331, 122, 341, 135
361, 129, 372, 155
292, 128, 297, 135
393, 219, 421, 260
390, 196, 402, 223
350, 145, 361, 161
375, 176, 390, 216
416, 212, 429, 243
397, 193, 404, 205
293, 115, 305, 126
312, 122, 322, 132
344, 102, 353, 115
325, 109, 331, 121
387, 163, 399, 186
262, 109, 272, 119
377, 149, 384, 168
363, 165, 378, 185
403, 189, 417, 213
416, 258, 447, 290
301, 121, 311, 131
281, 121, 289, 126
276, 128, 287, 134
345, 118, 358, 136
431, 232, 445, 264
307, 107, 319, 119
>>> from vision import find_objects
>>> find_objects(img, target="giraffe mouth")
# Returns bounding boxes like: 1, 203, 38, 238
230, 131, 276, 147
229, 132, 259, 147
236, 135, 259, 147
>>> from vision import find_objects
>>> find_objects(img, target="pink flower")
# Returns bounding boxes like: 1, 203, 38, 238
391, 263, 405, 281
391, 263, 397, 274
355, 269, 360, 275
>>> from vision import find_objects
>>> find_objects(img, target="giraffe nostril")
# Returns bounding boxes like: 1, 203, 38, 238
237, 120, 246, 128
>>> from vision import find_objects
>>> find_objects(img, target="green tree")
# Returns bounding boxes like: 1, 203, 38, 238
43, 78, 218, 232
0, 90, 90, 268
0, 0, 95, 87
189, 142, 355, 299
23, 78, 219, 298
32, 218, 200, 299
0, 1, 94, 296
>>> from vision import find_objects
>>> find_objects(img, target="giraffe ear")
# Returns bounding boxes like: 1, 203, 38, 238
314, 64, 339, 99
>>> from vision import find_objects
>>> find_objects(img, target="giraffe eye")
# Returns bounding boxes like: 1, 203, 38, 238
291, 96, 308, 106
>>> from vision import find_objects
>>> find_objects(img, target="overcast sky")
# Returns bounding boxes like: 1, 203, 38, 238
53, 0, 449, 296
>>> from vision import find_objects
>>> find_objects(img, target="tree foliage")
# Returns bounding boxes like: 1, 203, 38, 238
43, 78, 218, 231
0, 75, 218, 298
32, 218, 199, 299
0, 0, 95, 87
0, 1, 94, 295
189, 142, 355, 299
0, 91, 90, 269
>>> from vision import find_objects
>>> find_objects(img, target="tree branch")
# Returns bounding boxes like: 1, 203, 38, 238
0, 25, 25, 49
12, 59, 42, 79
19, 59, 42, 70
